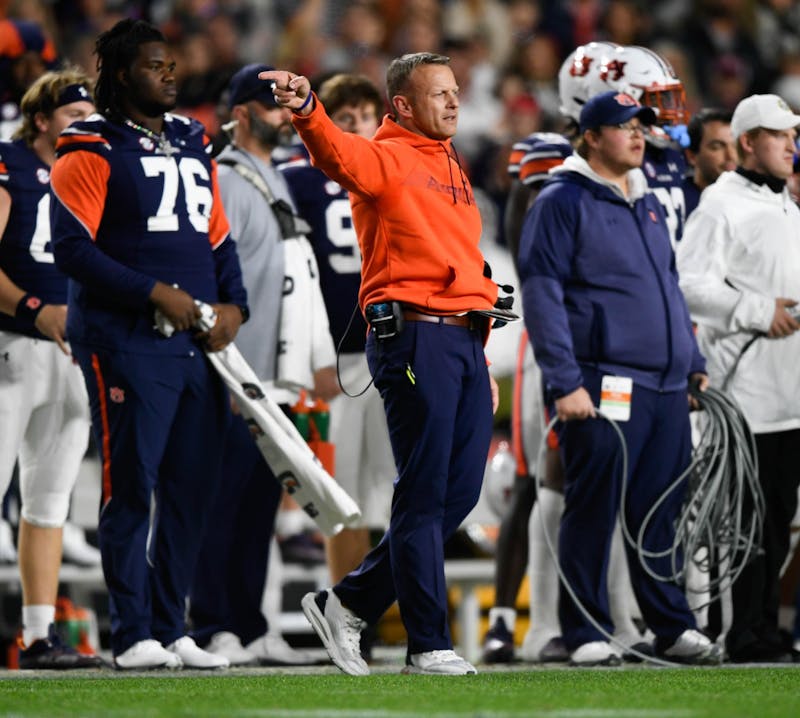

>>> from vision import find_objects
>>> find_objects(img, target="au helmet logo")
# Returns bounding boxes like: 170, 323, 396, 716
570, 55, 593, 77
614, 93, 638, 107
602, 59, 627, 82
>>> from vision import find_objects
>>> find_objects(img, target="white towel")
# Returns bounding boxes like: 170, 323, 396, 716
156, 303, 361, 536
275, 236, 336, 393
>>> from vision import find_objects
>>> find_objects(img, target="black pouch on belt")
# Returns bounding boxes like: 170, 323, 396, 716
365, 301, 404, 341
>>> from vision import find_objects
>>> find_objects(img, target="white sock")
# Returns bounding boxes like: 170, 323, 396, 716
608, 522, 644, 643
261, 537, 283, 635
488, 606, 516, 633
527, 487, 564, 638
274, 508, 307, 538
22, 604, 55, 646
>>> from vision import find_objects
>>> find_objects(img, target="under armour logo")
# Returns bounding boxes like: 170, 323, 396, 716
278, 471, 300, 494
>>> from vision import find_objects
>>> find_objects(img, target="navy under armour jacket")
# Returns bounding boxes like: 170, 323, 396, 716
519, 155, 704, 400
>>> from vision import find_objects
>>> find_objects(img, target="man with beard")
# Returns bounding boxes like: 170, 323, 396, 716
188, 63, 336, 667
51, 19, 247, 670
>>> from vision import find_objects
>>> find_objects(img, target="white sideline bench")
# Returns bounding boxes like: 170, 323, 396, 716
0, 558, 496, 663
444, 559, 495, 663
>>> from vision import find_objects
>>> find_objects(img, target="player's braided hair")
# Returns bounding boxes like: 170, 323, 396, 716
94, 18, 165, 119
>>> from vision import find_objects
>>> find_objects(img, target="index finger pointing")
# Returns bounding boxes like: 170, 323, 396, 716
258, 70, 289, 84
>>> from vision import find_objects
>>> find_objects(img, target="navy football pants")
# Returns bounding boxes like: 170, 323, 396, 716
556, 367, 697, 651
189, 411, 283, 646
74, 346, 230, 656
335, 321, 493, 655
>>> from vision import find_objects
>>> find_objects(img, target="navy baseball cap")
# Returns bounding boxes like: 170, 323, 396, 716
579, 90, 657, 134
227, 63, 278, 109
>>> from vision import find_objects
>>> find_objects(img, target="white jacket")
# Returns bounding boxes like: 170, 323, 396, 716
677, 170, 800, 432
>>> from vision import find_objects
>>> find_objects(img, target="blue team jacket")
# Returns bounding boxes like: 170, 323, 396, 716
50, 115, 247, 356
519, 159, 704, 400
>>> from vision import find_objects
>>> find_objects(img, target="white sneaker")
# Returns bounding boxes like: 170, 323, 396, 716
403, 649, 477, 675
114, 639, 183, 670
569, 641, 622, 667
661, 629, 722, 665
166, 636, 229, 669
301, 589, 369, 676
206, 632, 257, 666
61, 522, 101, 566
0, 518, 17, 564
246, 633, 317, 666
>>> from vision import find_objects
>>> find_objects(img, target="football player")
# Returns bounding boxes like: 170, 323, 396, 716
0, 67, 102, 669
587, 45, 692, 246
50, 19, 247, 670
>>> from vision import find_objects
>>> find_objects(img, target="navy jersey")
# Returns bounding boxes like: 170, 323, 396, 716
508, 132, 573, 186
642, 137, 689, 246
0, 139, 65, 338
280, 156, 366, 353
51, 113, 246, 355
682, 174, 702, 219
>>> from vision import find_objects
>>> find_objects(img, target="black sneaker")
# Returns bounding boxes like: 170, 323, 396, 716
19, 626, 106, 670
482, 617, 515, 663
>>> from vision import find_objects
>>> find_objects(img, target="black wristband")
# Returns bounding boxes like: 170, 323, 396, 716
15, 293, 44, 329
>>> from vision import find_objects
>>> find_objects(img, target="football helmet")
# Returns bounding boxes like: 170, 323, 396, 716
586, 45, 689, 126
558, 41, 620, 122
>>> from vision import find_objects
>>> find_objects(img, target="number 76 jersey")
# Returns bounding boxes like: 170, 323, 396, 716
49, 113, 242, 355
0, 140, 65, 338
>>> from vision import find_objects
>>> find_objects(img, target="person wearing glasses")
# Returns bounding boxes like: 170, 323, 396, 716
518, 90, 720, 667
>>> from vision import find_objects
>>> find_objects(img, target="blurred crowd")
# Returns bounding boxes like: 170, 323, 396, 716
3, 0, 800, 244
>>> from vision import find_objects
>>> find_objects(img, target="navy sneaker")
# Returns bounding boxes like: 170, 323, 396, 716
19, 626, 106, 670
482, 617, 515, 663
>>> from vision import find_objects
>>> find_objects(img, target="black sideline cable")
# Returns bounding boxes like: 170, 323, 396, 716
533, 385, 763, 667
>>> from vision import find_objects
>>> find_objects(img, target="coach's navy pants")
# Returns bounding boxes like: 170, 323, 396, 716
556, 366, 697, 651
189, 411, 283, 647
74, 346, 230, 656
335, 321, 493, 656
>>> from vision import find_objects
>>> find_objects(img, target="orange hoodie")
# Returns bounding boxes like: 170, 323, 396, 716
292, 99, 498, 314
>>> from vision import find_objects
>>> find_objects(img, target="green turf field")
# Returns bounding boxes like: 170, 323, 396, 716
1, 668, 798, 718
